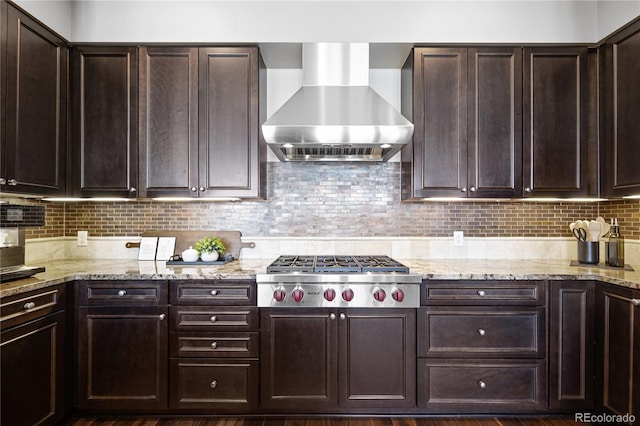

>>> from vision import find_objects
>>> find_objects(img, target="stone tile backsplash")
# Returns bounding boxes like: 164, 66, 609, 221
5, 162, 640, 240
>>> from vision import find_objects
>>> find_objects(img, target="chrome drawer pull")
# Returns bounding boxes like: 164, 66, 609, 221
158, 314, 166, 321
478, 380, 487, 389
23, 302, 36, 310
477, 328, 486, 336
210, 380, 218, 389
632, 299, 640, 306
210, 290, 219, 296
211, 342, 218, 349
477, 290, 486, 297
117, 289, 127, 297
210, 316, 217, 323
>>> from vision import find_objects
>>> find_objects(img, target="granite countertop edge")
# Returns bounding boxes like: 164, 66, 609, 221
2, 258, 639, 298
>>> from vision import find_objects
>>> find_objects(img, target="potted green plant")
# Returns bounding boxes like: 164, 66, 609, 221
194, 236, 227, 262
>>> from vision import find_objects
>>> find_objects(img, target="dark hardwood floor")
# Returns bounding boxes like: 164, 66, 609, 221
62, 417, 578, 426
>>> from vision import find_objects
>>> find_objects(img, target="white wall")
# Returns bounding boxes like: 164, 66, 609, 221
9, 0, 72, 39
598, 0, 640, 38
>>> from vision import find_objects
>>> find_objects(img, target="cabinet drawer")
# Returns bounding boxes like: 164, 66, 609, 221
170, 358, 258, 409
171, 280, 256, 305
418, 307, 545, 358
422, 280, 545, 305
170, 306, 258, 331
170, 332, 259, 358
0, 284, 66, 330
418, 359, 547, 411
76, 280, 168, 305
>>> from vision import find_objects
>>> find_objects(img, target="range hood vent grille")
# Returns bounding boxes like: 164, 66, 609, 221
274, 146, 388, 162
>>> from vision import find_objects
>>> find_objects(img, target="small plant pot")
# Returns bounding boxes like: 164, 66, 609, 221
200, 251, 219, 262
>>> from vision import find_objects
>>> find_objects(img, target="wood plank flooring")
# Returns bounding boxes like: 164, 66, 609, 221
62, 416, 578, 426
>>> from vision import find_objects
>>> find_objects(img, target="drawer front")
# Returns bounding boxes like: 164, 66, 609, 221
0, 284, 66, 330
170, 358, 258, 409
418, 307, 545, 358
170, 332, 259, 358
170, 306, 258, 331
171, 280, 256, 306
422, 280, 545, 305
418, 359, 547, 411
77, 280, 168, 305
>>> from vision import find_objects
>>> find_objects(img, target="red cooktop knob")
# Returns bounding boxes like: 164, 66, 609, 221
391, 288, 405, 302
292, 288, 304, 303
342, 288, 354, 302
373, 288, 386, 302
273, 289, 286, 302
324, 288, 336, 301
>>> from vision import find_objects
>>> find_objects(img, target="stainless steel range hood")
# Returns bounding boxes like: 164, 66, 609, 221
262, 43, 414, 162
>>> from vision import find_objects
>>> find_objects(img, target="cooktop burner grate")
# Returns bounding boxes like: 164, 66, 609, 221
265, 255, 410, 274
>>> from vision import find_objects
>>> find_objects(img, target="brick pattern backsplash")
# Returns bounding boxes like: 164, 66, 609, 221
6, 162, 639, 240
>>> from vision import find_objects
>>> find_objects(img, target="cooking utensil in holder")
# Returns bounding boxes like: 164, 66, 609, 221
577, 241, 599, 264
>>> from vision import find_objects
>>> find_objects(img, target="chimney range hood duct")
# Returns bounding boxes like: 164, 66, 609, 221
262, 43, 414, 162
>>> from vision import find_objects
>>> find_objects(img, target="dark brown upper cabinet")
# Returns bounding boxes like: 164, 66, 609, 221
601, 18, 640, 197
2, 3, 67, 196
401, 47, 522, 199
139, 46, 266, 199
523, 47, 592, 198
71, 46, 138, 198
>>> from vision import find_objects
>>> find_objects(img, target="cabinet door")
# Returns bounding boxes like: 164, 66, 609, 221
260, 308, 338, 410
549, 281, 595, 410
3, 5, 67, 196
523, 47, 589, 197
408, 47, 468, 198
597, 284, 640, 417
1, 1, 6, 170
1, 311, 65, 426
139, 46, 199, 198
468, 48, 522, 198
338, 308, 416, 408
199, 47, 265, 199
71, 46, 138, 197
601, 21, 640, 197
76, 306, 168, 410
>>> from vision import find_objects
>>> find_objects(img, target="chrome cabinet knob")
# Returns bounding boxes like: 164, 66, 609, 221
461, 187, 467, 192
632, 299, 640, 306
211, 341, 218, 349
117, 289, 127, 297
478, 380, 487, 389
159, 314, 166, 320
8, 179, 17, 186
210, 380, 218, 389
339, 313, 346, 320
477, 290, 486, 297
190, 186, 197, 192
210, 290, 218, 296
0, 178, 6, 185
524, 187, 532, 193
210, 316, 217, 323
469, 186, 477, 192
129, 187, 136, 193
23, 302, 36, 310
199, 186, 205, 192
478, 328, 486, 336
329, 313, 336, 320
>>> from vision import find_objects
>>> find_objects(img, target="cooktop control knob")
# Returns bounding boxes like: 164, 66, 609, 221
292, 288, 304, 303
324, 288, 336, 302
373, 287, 386, 302
342, 288, 354, 302
391, 288, 405, 302
273, 288, 286, 302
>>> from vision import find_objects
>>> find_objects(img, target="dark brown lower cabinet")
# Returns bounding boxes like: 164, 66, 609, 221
76, 306, 168, 410
260, 308, 415, 412
597, 283, 640, 418
549, 280, 595, 410
1, 311, 66, 426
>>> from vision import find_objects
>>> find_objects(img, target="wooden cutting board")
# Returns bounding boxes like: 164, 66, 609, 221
126, 230, 255, 260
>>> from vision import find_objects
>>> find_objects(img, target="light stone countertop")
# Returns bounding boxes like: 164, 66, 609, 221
1, 258, 639, 299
